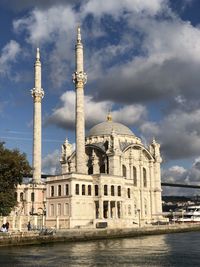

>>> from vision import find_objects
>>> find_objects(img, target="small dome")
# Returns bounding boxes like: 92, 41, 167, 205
87, 121, 134, 137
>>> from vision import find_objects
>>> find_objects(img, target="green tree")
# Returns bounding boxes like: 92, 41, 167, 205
0, 142, 31, 216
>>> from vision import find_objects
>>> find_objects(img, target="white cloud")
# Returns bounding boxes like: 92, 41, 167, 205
82, 0, 165, 18
46, 90, 147, 130
0, 40, 21, 76
42, 149, 61, 175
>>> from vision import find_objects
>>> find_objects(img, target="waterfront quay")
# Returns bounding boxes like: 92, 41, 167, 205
1, 223, 200, 247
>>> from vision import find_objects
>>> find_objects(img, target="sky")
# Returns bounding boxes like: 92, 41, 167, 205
1, 0, 200, 195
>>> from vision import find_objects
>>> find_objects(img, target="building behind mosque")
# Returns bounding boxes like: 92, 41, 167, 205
10, 27, 163, 230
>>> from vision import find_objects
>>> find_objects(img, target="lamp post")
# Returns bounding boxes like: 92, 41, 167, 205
137, 209, 141, 227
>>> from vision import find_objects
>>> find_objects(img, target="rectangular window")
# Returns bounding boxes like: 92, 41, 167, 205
82, 184, 85, 195
75, 184, 79, 195
111, 185, 115, 196
57, 203, 61, 216
31, 192, 35, 202
118, 186, 121, 197
95, 185, 99, 196
58, 185, 61, 196
88, 185, 92, 196
64, 203, 69, 216
50, 204, 54, 216
65, 184, 69, 196
127, 188, 131, 198
104, 185, 108, 196
51, 186, 54, 197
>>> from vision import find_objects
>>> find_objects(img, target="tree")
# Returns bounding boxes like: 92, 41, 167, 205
0, 142, 31, 216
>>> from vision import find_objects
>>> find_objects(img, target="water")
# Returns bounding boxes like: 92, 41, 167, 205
0, 232, 199, 266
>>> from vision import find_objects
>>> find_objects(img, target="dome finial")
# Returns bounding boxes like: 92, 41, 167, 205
107, 112, 112, 122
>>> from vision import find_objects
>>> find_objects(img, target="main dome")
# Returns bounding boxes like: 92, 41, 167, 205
87, 121, 134, 137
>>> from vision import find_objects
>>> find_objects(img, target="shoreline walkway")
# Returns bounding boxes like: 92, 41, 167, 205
0, 223, 200, 247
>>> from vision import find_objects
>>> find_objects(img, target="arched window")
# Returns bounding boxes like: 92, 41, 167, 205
51, 186, 54, 197
75, 184, 79, 195
122, 165, 127, 177
111, 185, 115, 196
104, 185, 108, 196
100, 164, 105, 173
143, 168, 147, 187
118, 186, 121, 196
14, 192, 18, 201
133, 166, 137, 186
31, 192, 34, 202
127, 188, 131, 198
58, 185, 61, 196
95, 185, 99, 196
20, 192, 23, 202
88, 185, 92, 196
82, 184, 85, 195
65, 184, 69, 195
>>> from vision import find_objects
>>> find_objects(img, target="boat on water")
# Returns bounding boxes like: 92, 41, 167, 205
175, 205, 200, 223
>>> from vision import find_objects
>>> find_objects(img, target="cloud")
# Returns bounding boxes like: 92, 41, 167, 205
82, 0, 165, 18
161, 159, 200, 196
0, 0, 82, 12
0, 40, 21, 76
45, 90, 147, 131
42, 149, 61, 175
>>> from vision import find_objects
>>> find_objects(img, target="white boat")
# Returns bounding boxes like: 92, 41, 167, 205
176, 205, 200, 223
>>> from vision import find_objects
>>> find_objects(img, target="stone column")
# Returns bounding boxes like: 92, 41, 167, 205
31, 48, 44, 184
73, 26, 87, 174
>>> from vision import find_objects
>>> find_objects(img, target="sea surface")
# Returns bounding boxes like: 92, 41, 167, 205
0, 231, 199, 267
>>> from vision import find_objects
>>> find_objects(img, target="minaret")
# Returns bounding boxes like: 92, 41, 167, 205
31, 48, 44, 183
72, 26, 87, 173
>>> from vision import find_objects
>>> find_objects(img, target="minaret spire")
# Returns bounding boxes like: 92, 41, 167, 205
31, 48, 44, 184
72, 26, 87, 174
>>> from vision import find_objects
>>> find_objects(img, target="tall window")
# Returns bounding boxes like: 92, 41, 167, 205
95, 185, 99, 196
51, 186, 54, 197
143, 168, 147, 187
118, 186, 121, 196
122, 164, 127, 177
133, 166, 137, 186
82, 184, 86, 195
88, 166, 93, 175
31, 192, 35, 202
75, 184, 79, 195
88, 185, 92, 196
111, 185, 115, 196
50, 204, 54, 216
127, 188, 131, 198
104, 185, 108, 196
65, 184, 69, 196
20, 192, 24, 202
14, 192, 18, 201
58, 185, 61, 196
57, 203, 61, 216
100, 164, 105, 173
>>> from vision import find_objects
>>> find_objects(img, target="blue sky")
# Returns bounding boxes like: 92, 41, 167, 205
1, 0, 200, 194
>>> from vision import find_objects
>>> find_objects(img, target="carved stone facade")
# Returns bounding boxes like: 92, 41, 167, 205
45, 117, 163, 229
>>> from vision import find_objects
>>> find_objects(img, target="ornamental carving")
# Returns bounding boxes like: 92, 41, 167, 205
31, 88, 44, 102
72, 71, 87, 85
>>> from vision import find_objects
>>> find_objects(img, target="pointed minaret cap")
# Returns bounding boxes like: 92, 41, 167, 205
77, 25, 82, 43
36, 47, 40, 61
107, 112, 112, 122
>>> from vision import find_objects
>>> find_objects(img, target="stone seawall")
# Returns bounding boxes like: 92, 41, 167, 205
1, 224, 200, 247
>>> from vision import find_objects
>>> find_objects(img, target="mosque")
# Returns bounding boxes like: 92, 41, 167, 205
13, 27, 163, 230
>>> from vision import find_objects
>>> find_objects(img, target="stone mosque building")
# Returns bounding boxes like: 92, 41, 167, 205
11, 27, 163, 230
